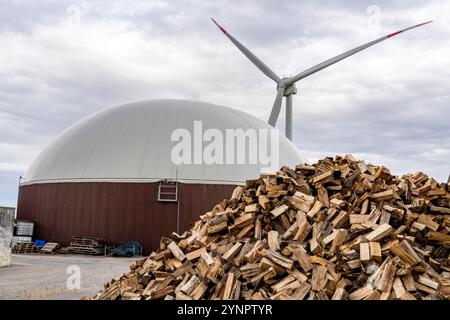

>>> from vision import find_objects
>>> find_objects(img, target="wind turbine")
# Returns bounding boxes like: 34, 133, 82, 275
211, 18, 432, 141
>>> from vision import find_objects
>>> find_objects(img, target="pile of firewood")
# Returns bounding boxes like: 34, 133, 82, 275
91, 155, 450, 300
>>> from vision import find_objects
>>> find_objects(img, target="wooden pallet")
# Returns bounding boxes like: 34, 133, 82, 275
40, 242, 60, 254
13, 249, 36, 254
67, 235, 105, 255
12, 242, 37, 254
71, 236, 105, 248
68, 243, 103, 248
67, 246, 104, 255
57, 247, 70, 254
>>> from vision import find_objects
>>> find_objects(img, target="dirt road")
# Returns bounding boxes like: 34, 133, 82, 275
0, 253, 136, 300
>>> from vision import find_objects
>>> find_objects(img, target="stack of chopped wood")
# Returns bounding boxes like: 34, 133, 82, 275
91, 155, 450, 300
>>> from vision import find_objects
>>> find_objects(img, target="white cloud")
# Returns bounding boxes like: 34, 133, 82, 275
0, 0, 449, 207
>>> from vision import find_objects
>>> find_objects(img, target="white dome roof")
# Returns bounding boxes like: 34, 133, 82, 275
23, 99, 303, 185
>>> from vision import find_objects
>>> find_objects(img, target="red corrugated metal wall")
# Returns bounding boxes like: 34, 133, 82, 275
16, 182, 235, 254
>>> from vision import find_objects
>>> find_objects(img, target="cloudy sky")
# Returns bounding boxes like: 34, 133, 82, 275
1, 0, 449, 207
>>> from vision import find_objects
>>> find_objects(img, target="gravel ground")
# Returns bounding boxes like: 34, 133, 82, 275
0, 253, 137, 300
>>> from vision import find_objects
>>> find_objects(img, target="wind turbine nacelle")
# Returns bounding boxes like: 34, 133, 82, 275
283, 83, 297, 96
278, 77, 297, 96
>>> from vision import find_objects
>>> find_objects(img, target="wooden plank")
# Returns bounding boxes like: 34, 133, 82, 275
330, 198, 345, 208
331, 288, 348, 300
426, 231, 450, 242
330, 229, 348, 253
389, 240, 420, 266
317, 185, 329, 208
230, 186, 244, 201
417, 215, 439, 231
359, 242, 371, 264
266, 249, 294, 270
289, 269, 308, 284
244, 240, 262, 263
233, 242, 253, 267
323, 230, 338, 245
416, 275, 439, 290
292, 246, 313, 272
349, 214, 370, 225
271, 275, 296, 292
363, 289, 381, 300
411, 221, 426, 231
270, 205, 289, 218
393, 277, 406, 299
167, 242, 186, 262
331, 211, 349, 229
222, 273, 235, 300
231, 213, 255, 230
293, 282, 311, 300
207, 221, 228, 234
309, 238, 321, 255
365, 223, 394, 242
185, 247, 206, 261
307, 200, 322, 218
180, 275, 200, 296
360, 199, 370, 215
190, 282, 208, 300
369, 242, 382, 263
415, 282, 435, 294
371, 189, 395, 202
222, 242, 242, 262
311, 265, 327, 291
379, 210, 391, 225
312, 171, 333, 184
378, 260, 395, 293
245, 204, 258, 213
348, 286, 373, 300
293, 220, 312, 242
402, 273, 416, 292
429, 205, 450, 214
200, 252, 214, 267
258, 195, 271, 210
399, 240, 421, 265
399, 292, 417, 300
236, 224, 254, 238
290, 191, 315, 212
268, 230, 280, 251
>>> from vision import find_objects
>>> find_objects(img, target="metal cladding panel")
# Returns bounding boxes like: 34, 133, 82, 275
16, 182, 235, 254
0, 207, 15, 229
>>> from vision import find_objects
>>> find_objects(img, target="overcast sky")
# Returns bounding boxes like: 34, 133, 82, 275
1, 0, 449, 207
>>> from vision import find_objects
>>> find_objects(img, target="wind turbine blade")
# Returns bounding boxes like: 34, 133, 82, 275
285, 20, 433, 86
268, 86, 285, 127
211, 18, 281, 83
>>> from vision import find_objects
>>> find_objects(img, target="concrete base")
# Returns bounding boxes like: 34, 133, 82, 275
0, 254, 136, 300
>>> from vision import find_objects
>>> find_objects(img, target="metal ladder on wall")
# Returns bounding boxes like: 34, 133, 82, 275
157, 170, 178, 202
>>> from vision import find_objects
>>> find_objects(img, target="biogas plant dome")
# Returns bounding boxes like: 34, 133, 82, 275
23, 99, 303, 185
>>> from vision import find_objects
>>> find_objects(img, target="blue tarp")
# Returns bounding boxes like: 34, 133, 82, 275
35, 239, 46, 247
